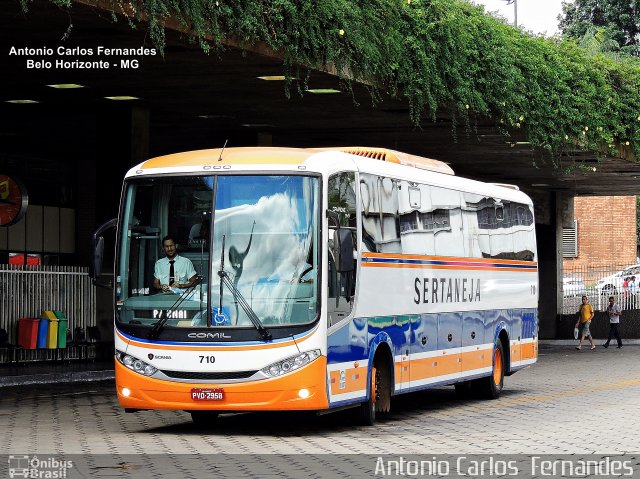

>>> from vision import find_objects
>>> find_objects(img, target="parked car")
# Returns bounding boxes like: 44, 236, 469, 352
595, 264, 640, 295
562, 276, 587, 297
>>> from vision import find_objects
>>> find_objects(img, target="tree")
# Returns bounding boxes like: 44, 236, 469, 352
559, 0, 640, 56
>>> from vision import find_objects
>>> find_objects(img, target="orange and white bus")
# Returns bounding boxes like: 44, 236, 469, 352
92, 146, 538, 425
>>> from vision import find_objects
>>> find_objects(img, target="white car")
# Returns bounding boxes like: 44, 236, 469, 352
595, 264, 640, 295
562, 276, 587, 297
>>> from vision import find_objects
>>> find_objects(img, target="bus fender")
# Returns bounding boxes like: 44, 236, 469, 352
366, 332, 394, 399
492, 321, 511, 374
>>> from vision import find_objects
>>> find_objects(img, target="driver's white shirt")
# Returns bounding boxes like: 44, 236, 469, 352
154, 255, 196, 285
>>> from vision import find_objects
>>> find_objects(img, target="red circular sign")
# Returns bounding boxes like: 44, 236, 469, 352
0, 175, 28, 226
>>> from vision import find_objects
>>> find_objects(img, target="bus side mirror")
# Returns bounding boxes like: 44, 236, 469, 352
333, 229, 354, 273
90, 218, 117, 288
93, 236, 105, 277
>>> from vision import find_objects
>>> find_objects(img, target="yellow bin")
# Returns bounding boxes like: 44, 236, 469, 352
46, 319, 59, 348
42, 310, 59, 349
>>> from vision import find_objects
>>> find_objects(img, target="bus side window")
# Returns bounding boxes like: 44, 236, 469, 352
327, 172, 357, 327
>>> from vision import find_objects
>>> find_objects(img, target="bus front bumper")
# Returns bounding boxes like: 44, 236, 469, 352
115, 356, 329, 411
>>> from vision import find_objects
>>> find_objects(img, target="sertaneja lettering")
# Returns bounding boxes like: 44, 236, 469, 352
414, 277, 480, 304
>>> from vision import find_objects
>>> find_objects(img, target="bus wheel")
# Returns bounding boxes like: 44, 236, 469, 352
480, 341, 505, 399
357, 359, 391, 426
189, 410, 219, 426
357, 367, 378, 426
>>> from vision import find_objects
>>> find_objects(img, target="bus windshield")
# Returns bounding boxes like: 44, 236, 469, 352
116, 174, 319, 331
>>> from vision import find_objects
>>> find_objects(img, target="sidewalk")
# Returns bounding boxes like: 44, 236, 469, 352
0, 341, 638, 388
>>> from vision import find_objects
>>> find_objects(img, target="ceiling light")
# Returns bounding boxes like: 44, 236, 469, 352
47, 83, 85, 89
198, 115, 236, 120
241, 123, 275, 128
104, 96, 139, 101
306, 88, 341, 94
5, 100, 39, 104
257, 75, 287, 81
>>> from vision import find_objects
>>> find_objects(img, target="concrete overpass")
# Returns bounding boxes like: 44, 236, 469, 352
1, 0, 640, 338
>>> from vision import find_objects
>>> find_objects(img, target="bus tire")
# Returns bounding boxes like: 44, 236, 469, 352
357, 367, 378, 426
357, 358, 391, 426
189, 410, 219, 426
479, 340, 505, 399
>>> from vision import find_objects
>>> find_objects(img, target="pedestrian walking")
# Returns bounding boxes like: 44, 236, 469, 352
575, 295, 596, 350
623, 276, 630, 309
603, 296, 623, 349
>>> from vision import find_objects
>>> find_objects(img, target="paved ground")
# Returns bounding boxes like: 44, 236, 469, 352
1, 344, 639, 477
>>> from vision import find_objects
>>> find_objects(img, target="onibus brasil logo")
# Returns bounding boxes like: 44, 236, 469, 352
8, 456, 73, 478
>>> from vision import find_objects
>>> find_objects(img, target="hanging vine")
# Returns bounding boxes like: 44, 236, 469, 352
28, 0, 640, 161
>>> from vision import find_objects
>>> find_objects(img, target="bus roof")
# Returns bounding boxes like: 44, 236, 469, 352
139, 147, 314, 169
131, 147, 529, 204
138, 146, 454, 175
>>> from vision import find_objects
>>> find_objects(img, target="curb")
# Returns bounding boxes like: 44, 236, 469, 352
0, 370, 115, 388
539, 339, 640, 346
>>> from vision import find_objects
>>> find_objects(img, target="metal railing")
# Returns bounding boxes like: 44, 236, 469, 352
562, 262, 639, 314
0, 265, 96, 360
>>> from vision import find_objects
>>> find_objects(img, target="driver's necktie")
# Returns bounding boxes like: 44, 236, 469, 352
169, 260, 175, 285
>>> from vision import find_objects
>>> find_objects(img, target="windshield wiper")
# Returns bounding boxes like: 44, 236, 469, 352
149, 276, 203, 339
217, 234, 272, 340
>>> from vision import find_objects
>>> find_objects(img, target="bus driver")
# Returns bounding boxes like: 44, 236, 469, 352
153, 235, 198, 292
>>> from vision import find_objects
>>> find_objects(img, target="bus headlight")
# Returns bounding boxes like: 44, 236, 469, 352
116, 350, 158, 377
261, 350, 321, 378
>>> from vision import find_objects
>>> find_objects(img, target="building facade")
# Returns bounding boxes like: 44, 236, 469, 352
563, 196, 637, 273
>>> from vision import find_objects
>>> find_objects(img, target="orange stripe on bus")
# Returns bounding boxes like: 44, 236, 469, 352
392, 348, 494, 383
362, 252, 537, 266
521, 342, 538, 360
328, 366, 368, 395
362, 263, 535, 272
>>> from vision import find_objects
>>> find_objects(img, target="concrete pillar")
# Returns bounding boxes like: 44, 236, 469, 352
530, 189, 559, 339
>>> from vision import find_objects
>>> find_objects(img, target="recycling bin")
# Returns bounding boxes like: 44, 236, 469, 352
18, 318, 39, 349
46, 318, 59, 349
36, 318, 49, 348
57, 318, 68, 348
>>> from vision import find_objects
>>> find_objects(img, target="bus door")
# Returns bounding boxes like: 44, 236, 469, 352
409, 313, 438, 389
437, 312, 462, 382
461, 311, 485, 378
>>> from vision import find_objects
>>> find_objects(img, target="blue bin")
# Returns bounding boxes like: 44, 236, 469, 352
37, 318, 49, 348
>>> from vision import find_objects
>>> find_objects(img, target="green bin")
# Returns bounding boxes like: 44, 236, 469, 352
57, 318, 68, 348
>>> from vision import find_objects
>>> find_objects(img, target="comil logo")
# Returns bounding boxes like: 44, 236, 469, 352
8, 455, 73, 478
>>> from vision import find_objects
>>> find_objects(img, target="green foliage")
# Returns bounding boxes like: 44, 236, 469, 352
32, 0, 640, 161
560, 0, 640, 57
637, 195, 640, 245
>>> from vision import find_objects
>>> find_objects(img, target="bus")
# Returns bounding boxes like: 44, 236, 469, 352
91, 146, 538, 425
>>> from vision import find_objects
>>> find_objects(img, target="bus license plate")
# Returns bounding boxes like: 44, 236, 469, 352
191, 388, 224, 401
